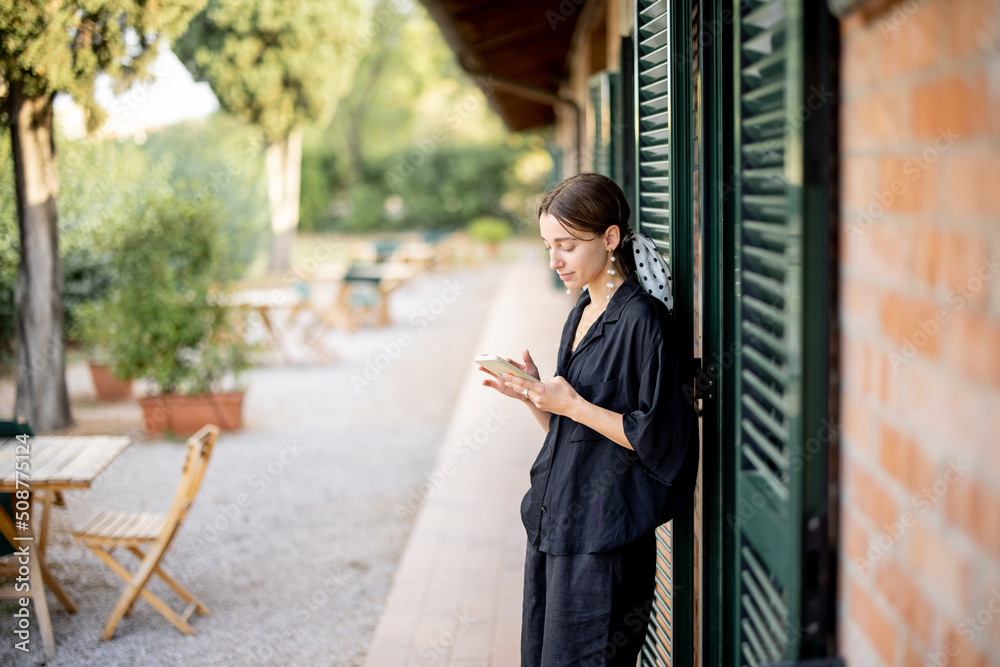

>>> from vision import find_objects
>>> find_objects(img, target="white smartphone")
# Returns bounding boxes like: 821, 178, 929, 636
475, 354, 538, 382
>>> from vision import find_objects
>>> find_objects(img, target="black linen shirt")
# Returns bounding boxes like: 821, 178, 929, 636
520, 271, 699, 554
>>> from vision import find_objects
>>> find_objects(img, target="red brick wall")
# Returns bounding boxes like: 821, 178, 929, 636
839, 0, 1000, 665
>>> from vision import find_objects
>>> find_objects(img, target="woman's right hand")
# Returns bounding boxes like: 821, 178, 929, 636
478, 349, 540, 402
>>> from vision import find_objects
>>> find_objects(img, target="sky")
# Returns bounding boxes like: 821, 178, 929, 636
54, 46, 219, 140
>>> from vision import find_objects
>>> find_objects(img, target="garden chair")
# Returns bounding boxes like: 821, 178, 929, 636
73, 424, 219, 640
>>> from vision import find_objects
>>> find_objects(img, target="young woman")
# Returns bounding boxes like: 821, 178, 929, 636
479, 173, 699, 666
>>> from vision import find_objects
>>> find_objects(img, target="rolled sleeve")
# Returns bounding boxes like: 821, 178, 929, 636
621, 319, 693, 485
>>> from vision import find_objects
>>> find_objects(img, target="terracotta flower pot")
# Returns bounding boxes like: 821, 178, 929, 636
139, 391, 244, 437
87, 362, 134, 402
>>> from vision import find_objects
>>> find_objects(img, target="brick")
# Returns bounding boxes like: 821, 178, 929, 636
841, 97, 874, 154
842, 395, 880, 463
843, 618, 888, 667
849, 579, 898, 665
905, 522, 970, 615
875, 558, 936, 641
946, 0, 1000, 60
880, 154, 940, 213
877, 0, 945, 79
945, 474, 1000, 561
880, 292, 942, 360
984, 397, 1000, 478
842, 335, 867, 396
944, 149, 1000, 223
994, 236, 1000, 315
905, 640, 929, 667
852, 221, 912, 286
912, 71, 991, 141
880, 423, 938, 495
903, 363, 984, 461
841, 278, 881, 336
940, 232, 994, 311
911, 226, 942, 291
938, 624, 990, 667
872, 88, 912, 147
842, 21, 879, 89
986, 588, 1000, 659
992, 59, 1000, 139
843, 155, 880, 211
846, 455, 901, 532
877, 346, 899, 407
844, 89, 910, 152
842, 508, 875, 575
945, 312, 1000, 390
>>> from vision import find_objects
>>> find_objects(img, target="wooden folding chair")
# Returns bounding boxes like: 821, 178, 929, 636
73, 424, 220, 641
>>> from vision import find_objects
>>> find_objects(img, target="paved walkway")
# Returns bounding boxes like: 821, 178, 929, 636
364, 251, 570, 667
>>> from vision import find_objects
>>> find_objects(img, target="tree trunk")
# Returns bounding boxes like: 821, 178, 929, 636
9, 83, 73, 432
265, 130, 303, 273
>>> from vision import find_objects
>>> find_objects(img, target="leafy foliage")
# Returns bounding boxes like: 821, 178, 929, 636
99, 191, 253, 395
0, 0, 209, 129
467, 217, 514, 245
140, 114, 268, 273
298, 1, 553, 235
0, 117, 266, 363
173, 0, 362, 143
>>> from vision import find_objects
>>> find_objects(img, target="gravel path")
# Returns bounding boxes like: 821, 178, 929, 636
0, 264, 503, 666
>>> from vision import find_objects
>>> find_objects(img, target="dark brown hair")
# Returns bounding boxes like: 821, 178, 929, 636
537, 173, 636, 274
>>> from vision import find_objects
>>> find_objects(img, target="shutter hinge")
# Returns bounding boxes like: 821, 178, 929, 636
801, 512, 834, 648
691, 357, 716, 401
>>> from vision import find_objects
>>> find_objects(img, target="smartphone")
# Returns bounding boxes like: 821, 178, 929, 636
475, 354, 538, 382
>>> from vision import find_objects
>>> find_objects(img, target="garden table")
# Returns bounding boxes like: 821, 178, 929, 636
229, 286, 340, 363
0, 435, 131, 660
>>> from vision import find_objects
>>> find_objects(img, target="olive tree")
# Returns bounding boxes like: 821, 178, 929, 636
0, 0, 207, 430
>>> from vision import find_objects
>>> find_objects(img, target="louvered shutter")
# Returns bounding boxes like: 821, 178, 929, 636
635, 0, 672, 257
731, 0, 835, 663
636, 3, 673, 665
636, 1, 695, 665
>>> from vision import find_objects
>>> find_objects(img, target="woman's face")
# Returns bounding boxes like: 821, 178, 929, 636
539, 212, 611, 291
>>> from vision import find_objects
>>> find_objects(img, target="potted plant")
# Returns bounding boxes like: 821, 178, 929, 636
466, 216, 513, 259
102, 192, 256, 436
72, 299, 135, 402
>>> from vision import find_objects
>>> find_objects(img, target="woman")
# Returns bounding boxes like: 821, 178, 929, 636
479, 173, 699, 666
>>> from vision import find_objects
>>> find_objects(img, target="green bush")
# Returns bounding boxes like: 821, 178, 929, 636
0, 116, 266, 364
100, 191, 254, 395
299, 136, 345, 232
141, 115, 267, 272
315, 142, 519, 233
466, 216, 513, 245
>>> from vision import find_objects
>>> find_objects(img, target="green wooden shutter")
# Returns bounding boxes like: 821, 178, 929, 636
731, 0, 837, 663
635, 0, 672, 258
636, 1, 695, 665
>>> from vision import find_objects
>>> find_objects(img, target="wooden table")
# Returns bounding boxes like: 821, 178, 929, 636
0, 435, 131, 659
228, 286, 341, 363
328, 262, 418, 329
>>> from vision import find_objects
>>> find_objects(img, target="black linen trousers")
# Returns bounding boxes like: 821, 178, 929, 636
521, 532, 657, 667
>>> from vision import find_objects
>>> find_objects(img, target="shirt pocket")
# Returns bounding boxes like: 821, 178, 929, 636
567, 377, 623, 443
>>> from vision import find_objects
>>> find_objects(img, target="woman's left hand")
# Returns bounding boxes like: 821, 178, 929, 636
503, 374, 581, 418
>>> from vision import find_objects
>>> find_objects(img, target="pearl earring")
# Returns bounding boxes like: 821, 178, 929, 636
606, 249, 616, 301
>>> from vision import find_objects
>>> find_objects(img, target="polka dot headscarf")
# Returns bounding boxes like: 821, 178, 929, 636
631, 231, 673, 312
